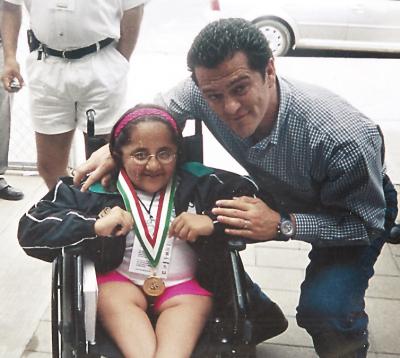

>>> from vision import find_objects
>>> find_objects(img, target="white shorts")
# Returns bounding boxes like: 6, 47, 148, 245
25, 44, 129, 135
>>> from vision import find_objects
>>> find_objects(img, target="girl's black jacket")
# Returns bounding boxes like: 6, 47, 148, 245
18, 162, 258, 270
18, 162, 288, 343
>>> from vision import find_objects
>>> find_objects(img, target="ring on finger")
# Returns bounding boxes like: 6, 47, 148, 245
243, 220, 250, 230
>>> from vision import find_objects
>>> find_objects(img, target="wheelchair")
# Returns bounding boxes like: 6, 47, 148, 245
51, 239, 271, 358
50, 117, 288, 358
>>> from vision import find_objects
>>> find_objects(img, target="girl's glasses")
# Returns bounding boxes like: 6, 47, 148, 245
129, 150, 177, 165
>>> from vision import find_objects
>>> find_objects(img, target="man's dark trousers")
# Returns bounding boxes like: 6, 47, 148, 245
296, 236, 386, 357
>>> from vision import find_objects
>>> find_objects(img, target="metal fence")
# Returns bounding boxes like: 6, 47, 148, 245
9, 88, 37, 171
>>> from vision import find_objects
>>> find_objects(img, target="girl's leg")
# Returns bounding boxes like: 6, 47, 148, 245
155, 295, 212, 358
97, 281, 156, 358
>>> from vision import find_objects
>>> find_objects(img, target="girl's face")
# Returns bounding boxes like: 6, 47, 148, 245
121, 121, 178, 193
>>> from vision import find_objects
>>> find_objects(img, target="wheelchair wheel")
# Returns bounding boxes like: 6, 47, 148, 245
52, 255, 77, 358
52, 253, 89, 357
51, 257, 61, 358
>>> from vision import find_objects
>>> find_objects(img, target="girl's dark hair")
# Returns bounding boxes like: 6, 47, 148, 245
109, 104, 184, 176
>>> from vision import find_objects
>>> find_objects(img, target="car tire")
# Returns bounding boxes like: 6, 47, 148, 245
253, 18, 292, 57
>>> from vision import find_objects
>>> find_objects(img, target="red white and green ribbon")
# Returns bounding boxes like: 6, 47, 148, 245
117, 169, 176, 267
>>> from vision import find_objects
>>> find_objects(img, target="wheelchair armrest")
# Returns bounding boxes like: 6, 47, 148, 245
226, 237, 260, 251
82, 256, 98, 345
60, 248, 98, 345
63, 244, 86, 256
227, 238, 247, 252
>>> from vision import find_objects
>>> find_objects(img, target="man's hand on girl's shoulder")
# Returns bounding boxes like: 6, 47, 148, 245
73, 144, 115, 191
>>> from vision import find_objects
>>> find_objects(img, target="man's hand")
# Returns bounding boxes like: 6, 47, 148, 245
1, 59, 24, 92
73, 144, 115, 191
94, 206, 133, 237
169, 213, 214, 242
212, 196, 280, 241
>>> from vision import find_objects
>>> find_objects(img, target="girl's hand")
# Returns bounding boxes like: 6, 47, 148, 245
169, 213, 214, 242
94, 206, 133, 237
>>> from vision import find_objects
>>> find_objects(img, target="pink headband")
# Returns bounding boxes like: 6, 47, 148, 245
114, 108, 178, 138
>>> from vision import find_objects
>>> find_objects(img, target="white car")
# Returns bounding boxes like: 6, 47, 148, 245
210, 0, 400, 56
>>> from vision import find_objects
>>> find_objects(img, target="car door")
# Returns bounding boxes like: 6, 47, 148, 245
346, 0, 400, 52
278, 0, 350, 44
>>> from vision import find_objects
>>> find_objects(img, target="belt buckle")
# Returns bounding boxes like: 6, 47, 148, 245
62, 50, 67, 59
96, 42, 100, 52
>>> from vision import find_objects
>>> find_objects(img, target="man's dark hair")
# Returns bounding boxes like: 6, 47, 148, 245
187, 18, 272, 84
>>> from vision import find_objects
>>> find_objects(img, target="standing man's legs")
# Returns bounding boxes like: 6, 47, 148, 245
296, 237, 385, 357
27, 46, 128, 189
26, 52, 77, 189
35, 130, 75, 189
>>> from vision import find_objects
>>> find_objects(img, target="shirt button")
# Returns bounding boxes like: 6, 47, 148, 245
59, 33, 64, 37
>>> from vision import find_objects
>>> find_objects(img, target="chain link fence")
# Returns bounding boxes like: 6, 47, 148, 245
9, 88, 36, 171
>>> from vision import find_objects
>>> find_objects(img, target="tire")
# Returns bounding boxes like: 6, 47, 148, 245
254, 18, 292, 57
51, 258, 61, 358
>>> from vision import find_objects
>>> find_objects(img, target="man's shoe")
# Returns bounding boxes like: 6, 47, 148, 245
0, 184, 24, 201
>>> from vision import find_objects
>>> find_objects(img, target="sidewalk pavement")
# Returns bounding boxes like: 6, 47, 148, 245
0, 173, 399, 358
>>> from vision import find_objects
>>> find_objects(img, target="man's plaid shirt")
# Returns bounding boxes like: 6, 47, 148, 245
157, 76, 386, 246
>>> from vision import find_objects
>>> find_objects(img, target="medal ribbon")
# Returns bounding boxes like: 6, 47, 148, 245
117, 169, 176, 267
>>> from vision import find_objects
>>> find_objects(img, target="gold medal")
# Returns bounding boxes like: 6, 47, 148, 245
117, 171, 177, 297
143, 276, 165, 297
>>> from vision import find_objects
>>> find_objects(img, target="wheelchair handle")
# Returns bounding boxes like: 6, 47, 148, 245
86, 109, 96, 137
86, 108, 107, 158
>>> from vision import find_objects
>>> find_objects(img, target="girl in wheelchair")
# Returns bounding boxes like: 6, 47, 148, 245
19, 105, 286, 357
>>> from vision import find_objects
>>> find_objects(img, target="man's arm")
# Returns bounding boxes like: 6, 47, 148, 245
214, 136, 386, 245
213, 125, 387, 245
117, 4, 144, 61
1, 1, 24, 92
292, 138, 386, 245
154, 77, 199, 128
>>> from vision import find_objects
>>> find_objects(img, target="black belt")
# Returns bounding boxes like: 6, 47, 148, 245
28, 30, 114, 60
